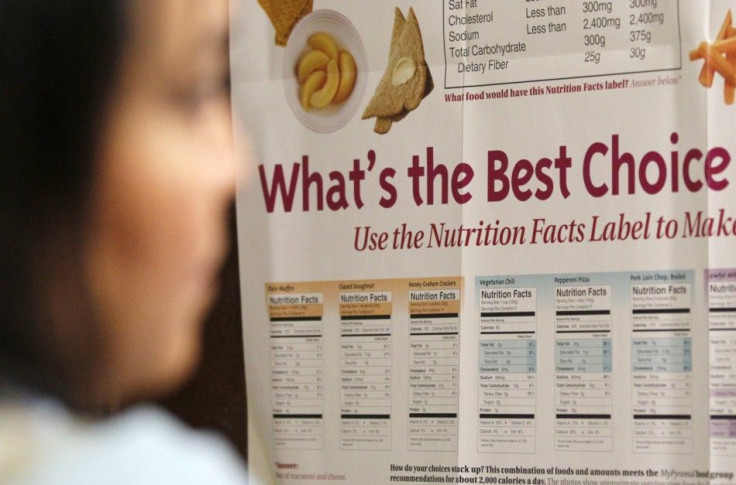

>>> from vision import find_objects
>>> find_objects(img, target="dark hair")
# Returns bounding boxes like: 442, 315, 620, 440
0, 0, 127, 406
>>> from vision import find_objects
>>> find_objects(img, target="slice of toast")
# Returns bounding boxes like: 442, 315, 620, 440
374, 8, 407, 133
375, 65, 434, 134
275, 0, 313, 46
362, 8, 428, 121
257, 0, 311, 46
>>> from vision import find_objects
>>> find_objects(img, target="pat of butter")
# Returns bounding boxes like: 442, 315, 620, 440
392, 57, 416, 86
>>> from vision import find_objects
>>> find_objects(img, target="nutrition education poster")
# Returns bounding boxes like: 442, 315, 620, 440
231, 1, 736, 484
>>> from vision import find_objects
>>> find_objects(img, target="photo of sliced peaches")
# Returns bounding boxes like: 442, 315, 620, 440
296, 31, 357, 111
281, 10, 367, 133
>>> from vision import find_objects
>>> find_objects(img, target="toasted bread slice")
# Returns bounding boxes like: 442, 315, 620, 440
374, 8, 407, 133
375, 67, 434, 134
257, 0, 312, 46
362, 8, 427, 120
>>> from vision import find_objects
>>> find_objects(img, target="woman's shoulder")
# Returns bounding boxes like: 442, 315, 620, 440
0, 396, 248, 485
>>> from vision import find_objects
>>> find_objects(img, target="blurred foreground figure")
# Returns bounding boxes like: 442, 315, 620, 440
0, 0, 250, 482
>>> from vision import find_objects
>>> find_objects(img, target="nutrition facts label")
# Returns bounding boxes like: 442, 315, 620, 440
407, 278, 461, 452
629, 272, 693, 454
339, 284, 393, 450
708, 269, 736, 457
477, 277, 537, 454
554, 279, 613, 452
442, 0, 682, 88
260, 269, 720, 462
268, 284, 325, 450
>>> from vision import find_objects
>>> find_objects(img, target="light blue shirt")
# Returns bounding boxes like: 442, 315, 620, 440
0, 394, 249, 484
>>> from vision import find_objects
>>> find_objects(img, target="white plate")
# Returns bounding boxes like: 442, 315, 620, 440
283, 10, 368, 134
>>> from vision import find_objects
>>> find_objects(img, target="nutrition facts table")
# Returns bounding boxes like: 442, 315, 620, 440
477, 277, 537, 454
554, 281, 613, 452
407, 278, 461, 452
708, 269, 736, 457
442, 0, 682, 88
629, 272, 693, 454
339, 288, 393, 450
268, 286, 325, 450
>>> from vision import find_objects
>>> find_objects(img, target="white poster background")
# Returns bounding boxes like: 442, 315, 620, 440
232, 1, 736, 483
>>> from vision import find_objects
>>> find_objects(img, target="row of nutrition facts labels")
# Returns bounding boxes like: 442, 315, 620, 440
265, 269, 736, 456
